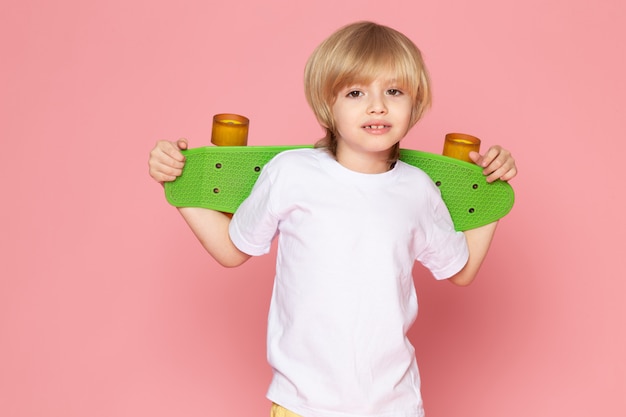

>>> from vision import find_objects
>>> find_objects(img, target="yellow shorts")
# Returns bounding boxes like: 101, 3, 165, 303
270, 403, 302, 417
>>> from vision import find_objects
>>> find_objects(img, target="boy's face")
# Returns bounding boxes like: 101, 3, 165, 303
331, 75, 412, 170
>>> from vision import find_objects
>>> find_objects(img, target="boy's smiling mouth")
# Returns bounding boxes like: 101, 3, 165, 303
363, 124, 390, 129
362, 122, 392, 132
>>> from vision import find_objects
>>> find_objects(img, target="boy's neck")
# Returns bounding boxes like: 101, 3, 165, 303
335, 148, 393, 174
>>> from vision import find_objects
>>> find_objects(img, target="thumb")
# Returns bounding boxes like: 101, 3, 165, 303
176, 138, 189, 150
468, 150, 481, 164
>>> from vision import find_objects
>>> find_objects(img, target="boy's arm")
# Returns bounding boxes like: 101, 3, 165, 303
148, 138, 251, 267
447, 221, 498, 286
178, 207, 251, 268
448, 144, 517, 285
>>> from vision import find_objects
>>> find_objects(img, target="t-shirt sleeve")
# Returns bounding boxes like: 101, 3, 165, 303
228, 160, 280, 256
415, 187, 469, 280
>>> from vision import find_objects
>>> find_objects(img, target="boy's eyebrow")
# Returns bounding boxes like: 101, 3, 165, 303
337, 76, 407, 94
346, 77, 401, 87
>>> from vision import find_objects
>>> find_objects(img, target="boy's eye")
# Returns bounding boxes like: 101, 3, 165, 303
386, 89, 403, 96
346, 90, 363, 98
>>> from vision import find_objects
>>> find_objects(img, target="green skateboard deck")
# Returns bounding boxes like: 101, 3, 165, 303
164, 146, 514, 231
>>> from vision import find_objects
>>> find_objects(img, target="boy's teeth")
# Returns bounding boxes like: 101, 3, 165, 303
366, 125, 386, 129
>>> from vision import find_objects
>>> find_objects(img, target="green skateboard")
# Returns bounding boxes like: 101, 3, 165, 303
164, 146, 514, 231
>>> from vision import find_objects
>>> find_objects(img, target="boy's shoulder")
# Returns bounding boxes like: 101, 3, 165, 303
274, 146, 322, 158
258, 147, 326, 183
268, 146, 327, 167
395, 160, 436, 182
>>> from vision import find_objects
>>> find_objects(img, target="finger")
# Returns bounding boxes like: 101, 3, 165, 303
469, 147, 499, 168
478, 145, 503, 168
150, 139, 186, 162
476, 145, 517, 181
148, 141, 187, 182
176, 138, 189, 150
483, 147, 514, 174
149, 160, 184, 182
483, 156, 517, 182
499, 164, 518, 182
160, 140, 186, 162
485, 164, 518, 183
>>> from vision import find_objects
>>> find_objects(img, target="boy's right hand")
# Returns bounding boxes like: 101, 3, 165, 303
148, 138, 189, 184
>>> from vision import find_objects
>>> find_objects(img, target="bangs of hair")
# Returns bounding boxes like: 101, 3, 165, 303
328, 28, 422, 101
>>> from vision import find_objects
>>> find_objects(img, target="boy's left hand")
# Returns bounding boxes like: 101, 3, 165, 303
469, 146, 517, 183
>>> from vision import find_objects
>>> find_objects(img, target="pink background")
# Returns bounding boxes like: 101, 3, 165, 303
2, 0, 625, 416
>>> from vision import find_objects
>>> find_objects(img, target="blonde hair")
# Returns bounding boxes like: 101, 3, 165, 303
304, 21, 432, 161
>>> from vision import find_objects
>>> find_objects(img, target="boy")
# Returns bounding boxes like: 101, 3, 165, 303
149, 21, 517, 417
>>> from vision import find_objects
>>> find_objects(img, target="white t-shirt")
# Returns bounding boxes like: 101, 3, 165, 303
229, 148, 468, 417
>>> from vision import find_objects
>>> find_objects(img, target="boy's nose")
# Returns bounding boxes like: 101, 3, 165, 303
367, 96, 388, 114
